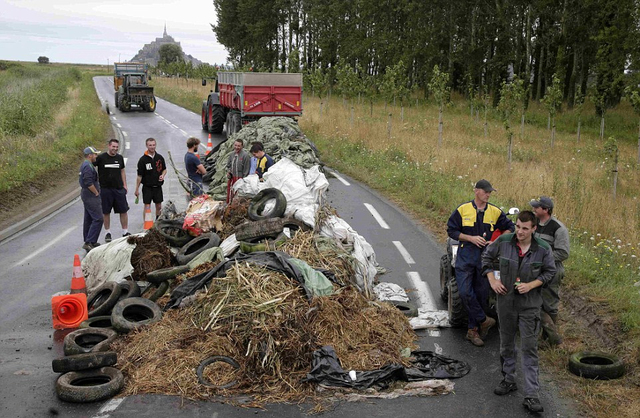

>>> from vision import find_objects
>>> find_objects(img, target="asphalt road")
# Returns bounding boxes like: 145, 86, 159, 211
0, 77, 577, 417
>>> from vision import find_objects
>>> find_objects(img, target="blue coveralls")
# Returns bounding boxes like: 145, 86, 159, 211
447, 200, 514, 329
79, 160, 103, 244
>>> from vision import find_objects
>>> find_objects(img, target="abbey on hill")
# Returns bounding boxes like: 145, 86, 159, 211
130, 25, 204, 67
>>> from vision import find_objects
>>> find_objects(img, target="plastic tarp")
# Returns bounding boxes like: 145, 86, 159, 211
186, 247, 225, 270
232, 157, 329, 227
410, 309, 451, 329
374, 282, 409, 303
287, 258, 333, 297
182, 195, 224, 236
81, 236, 136, 292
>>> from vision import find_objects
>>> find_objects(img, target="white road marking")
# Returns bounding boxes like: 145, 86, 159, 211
125, 142, 130, 150
170, 123, 179, 129
393, 241, 415, 264
328, 169, 350, 186
124, 157, 128, 165
122, 131, 128, 137
364, 203, 389, 229
92, 398, 125, 417
13, 226, 75, 267
111, 116, 117, 120
180, 129, 187, 135
116, 123, 122, 128
407, 271, 437, 311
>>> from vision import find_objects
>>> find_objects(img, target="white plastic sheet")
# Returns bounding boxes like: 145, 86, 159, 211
81, 235, 137, 292
373, 282, 409, 303
409, 309, 451, 329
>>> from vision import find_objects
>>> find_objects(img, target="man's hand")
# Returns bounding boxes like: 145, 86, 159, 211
469, 235, 488, 248
515, 282, 536, 294
134, 189, 139, 198
489, 278, 507, 295
159, 174, 165, 182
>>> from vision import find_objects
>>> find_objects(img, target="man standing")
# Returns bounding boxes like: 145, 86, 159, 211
447, 179, 514, 347
79, 146, 103, 252
482, 210, 556, 413
135, 137, 167, 220
226, 138, 251, 202
530, 196, 570, 346
250, 142, 274, 182
95, 138, 129, 242
184, 137, 206, 197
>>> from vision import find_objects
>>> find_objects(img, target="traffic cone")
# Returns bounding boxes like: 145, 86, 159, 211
52, 292, 88, 329
70, 254, 87, 295
143, 206, 154, 230
206, 134, 213, 153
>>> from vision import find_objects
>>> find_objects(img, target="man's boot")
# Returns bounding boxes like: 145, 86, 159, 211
541, 311, 562, 346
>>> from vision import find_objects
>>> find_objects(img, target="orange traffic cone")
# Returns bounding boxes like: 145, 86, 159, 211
70, 254, 87, 295
206, 133, 213, 153
52, 292, 88, 329
143, 206, 154, 230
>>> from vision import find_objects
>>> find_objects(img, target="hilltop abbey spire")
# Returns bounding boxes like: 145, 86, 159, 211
163, 22, 167, 37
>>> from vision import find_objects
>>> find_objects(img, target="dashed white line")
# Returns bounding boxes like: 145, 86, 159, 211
328, 169, 350, 186
13, 226, 75, 267
393, 241, 415, 264
92, 398, 125, 417
111, 116, 117, 120
170, 123, 179, 129
125, 142, 130, 150
124, 157, 128, 165
116, 123, 122, 128
180, 129, 187, 135
407, 271, 437, 311
363, 203, 389, 229
122, 131, 128, 137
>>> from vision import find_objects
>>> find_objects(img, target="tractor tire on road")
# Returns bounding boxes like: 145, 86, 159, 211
209, 105, 225, 134
448, 277, 467, 328
55, 367, 124, 403
439, 254, 451, 302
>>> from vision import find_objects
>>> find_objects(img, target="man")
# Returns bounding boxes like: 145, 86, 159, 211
95, 138, 129, 242
135, 137, 167, 220
79, 146, 103, 252
482, 210, 556, 413
226, 138, 251, 202
184, 137, 206, 197
447, 179, 514, 347
530, 196, 570, 346
250, 142, 274, 181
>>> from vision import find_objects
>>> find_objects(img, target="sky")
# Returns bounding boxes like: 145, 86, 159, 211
0, 0, 229, 65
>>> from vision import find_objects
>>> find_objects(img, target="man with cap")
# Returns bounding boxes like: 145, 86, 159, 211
79, 146, 103, 252
447, 179, 515, 346
530, 196, 570, 346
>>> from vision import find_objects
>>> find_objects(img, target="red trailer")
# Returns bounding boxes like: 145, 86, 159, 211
202, 72, 303, 136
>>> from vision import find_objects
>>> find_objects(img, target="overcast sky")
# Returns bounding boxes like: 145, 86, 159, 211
0, 0, 229, 65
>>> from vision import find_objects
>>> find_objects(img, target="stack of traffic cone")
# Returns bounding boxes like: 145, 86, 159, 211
206, 134, 213, 153
69, 254, 87, 295
51, 292, 88, 329
143, 206, 154, 230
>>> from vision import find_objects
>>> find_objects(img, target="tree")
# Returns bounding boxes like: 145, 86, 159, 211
625, 86, 640, 163
498, 77, 524, 170
603, 136, 619, 199
37, 56, 49, 64
541, 73, 563, 148
428, 65, 450, 147
574, 85, 585, 143
306, 67, 329, 99
158, 44, 184, 66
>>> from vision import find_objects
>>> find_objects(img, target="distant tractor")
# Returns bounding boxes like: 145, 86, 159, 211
113, 62, 156, 112
201, 72, 303, 136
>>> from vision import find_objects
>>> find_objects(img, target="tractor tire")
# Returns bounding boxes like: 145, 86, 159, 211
55, 367, 124, 403
439, 254, 451, 302
448, 277, 467, 328
111, 297, 163, 334
114, 92, 119, 110
209, 105, 225, 134
248, 188, 287, 221
52, 352, 117, 373
230, 112, 242, 135
63, 328, 118, 356
87, 282, 122, 318
568, 351, 625, 380
201, 101, 209, 130
176, 232, 221, 265
120, 96, 130, 112
154, 219, 193, 247
146, 96, 156, 112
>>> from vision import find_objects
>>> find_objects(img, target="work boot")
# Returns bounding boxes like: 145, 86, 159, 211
105, 233, 112, 243
82, 243, 93, 252
541, 311, 562, 346
523, 397, 544, 413
479, 316, 496, 338
466, 328, 484, 347
494, 380, 518, 395
123, 232, 131, 238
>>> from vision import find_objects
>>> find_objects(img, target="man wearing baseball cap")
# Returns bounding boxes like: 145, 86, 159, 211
79, 146, 103, 252
530, 196, 570, 346
447, 179, 515, 346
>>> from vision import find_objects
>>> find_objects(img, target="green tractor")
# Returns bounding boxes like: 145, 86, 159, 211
113, 63, 156, 113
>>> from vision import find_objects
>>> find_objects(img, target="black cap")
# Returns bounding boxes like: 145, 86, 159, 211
530, 196, 554, 209
475, 179, 496, 192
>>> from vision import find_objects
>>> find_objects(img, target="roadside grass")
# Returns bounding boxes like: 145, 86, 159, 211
150, 76, 210, 114
0, 62, 111, 194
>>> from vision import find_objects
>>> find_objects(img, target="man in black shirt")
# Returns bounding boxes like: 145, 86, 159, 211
95, 138, 129, 242
134, 137, 167, 220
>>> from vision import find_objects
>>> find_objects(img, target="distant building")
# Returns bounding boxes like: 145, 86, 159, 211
130, 24, 204, 67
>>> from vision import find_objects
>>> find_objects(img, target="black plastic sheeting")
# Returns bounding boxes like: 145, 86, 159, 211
302, 346, 470, 390
165, 251, 337, 309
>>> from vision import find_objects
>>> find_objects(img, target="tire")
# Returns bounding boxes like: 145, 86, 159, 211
146, 96, 156, 112
248, 188, 287, 221
79, 316, 113, 330
201, 101, 209, 130
390, 301, 418, 318
120, 97, 130, 112
111, 297, 163, 334
196, 356, 240, 389
114, 92, 119, 110
146, 265, 189, 285
231, 112, 241, 135
568, 351, 625, 380
55, 367, 124, 403
209, 105, 225, 134
117, 279, 140, 301
176, 232, 221, 265
235, 217, 307, 243
141, 281, 170, 302
439, 254, 451, 302
448, 277, 467, 328
63, 328, 118, 356
52, 352, 117, 373
154, 219, 193, 247
87, 282, 122, 318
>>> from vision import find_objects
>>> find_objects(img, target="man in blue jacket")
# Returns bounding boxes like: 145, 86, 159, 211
79, 146, 103, 252
447, 179, 514, 347
482, 210, 556, 413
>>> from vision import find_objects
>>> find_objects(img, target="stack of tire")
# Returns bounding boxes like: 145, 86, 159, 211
52, 279, 163, 403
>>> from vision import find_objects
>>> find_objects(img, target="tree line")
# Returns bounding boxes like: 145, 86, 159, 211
211, 0, 640, 114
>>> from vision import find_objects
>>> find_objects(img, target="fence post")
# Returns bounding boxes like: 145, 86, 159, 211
387, 113, 392, 139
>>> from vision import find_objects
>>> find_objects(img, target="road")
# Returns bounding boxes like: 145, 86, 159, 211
0, 77, 576, 417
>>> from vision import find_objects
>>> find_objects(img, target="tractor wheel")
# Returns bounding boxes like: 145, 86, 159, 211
120, 97, 130, 112
209, 105, 225, 134
146, 96, 156, 112
439, 254, 451, 302
448, 277, 467, 328
114, 92, 119, 110
230, 113, 242, 135
201, 102, 209, 131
